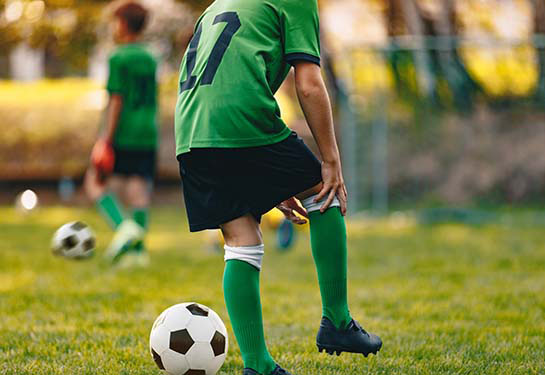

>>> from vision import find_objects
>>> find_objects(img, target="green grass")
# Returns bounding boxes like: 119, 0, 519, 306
1, 206, 544, 375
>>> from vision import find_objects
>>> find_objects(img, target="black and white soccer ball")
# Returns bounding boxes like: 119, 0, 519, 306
150, 303, 228, 375
51, 221, 95, 260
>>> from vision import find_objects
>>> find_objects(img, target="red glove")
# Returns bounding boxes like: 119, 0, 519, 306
91, 139, 115, 175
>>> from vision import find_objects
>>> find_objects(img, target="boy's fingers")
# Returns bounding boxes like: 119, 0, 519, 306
278, 204, 307, 224
338, 191, 347, 216
320, 189, 337, 213
338, 184, 348, 216
291, 202, 309, 218
278, 206, 290, 215
286, 210, 307, 225
293, 217, 307, 225
314, 184, 331, 203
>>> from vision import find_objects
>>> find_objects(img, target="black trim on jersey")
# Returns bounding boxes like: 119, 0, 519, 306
285, 53, 321, 66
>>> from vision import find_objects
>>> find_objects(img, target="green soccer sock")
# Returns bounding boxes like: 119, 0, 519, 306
308, 207, 352, 330
96, 193, 125, 230
132, 208, 149, 253
223, 260, 276, 375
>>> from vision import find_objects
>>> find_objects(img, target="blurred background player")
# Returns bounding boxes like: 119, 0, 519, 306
84, 0, 158, 266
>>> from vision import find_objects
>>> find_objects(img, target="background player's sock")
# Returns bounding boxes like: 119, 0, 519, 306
132, 208, 149, 253
304, 196, 352, 330
96, 193, 124, 229
223, 259, 276, 375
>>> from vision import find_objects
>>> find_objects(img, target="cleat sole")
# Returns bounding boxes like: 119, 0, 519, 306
316, 344, 381, 358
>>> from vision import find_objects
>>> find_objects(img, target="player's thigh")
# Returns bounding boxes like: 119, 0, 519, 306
125, 176, 152, 207
234, 133, 323, 213
220, 213, 263, 247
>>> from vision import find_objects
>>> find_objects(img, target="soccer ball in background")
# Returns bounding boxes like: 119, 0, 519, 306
51, 221, 96, 260
150, 303, 228, 375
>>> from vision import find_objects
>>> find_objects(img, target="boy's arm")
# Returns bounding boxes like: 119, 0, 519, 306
90, 94, 122, 177
101, 94, 123, 143
293, 61, 347, 215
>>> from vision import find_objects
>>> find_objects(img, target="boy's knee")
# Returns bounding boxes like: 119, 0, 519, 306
128, 195, 150, 208
220, 214, 262, 247
126, 177, 152, 207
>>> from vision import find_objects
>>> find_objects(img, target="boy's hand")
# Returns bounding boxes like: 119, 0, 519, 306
277, 197, 308, 225
315, 160, 348, 215
91, 139, 115, 175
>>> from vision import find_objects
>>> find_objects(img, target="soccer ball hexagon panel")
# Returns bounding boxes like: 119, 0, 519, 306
150, 303, 228, 375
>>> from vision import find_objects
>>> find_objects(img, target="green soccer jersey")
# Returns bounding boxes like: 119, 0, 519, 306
107, 43, 158, 150
174, 0, 321, 155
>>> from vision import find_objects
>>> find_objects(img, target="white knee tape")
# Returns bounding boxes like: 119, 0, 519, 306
224, 244, 265, 270
301, 194, 340, 214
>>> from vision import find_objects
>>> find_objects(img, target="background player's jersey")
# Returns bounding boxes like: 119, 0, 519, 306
107, 43, 158, 150
174, 0, 320, 155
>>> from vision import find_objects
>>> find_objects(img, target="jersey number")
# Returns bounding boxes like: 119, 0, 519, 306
130, 73, 155, 108
180, 12, 241, 93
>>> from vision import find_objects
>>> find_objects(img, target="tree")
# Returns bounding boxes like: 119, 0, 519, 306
417, 0, 481, 110
531, 0, 545, 99
383, 0, 480, 110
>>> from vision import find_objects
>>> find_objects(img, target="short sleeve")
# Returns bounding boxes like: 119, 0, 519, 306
280, 0, 321, 66
106, 54, 124, 94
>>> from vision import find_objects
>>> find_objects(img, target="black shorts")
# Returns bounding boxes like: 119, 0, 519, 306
178, 132, 322, 232
113, 147, 156, 181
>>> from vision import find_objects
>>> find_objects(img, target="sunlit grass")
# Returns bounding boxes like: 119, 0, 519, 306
1, 206, 544, 374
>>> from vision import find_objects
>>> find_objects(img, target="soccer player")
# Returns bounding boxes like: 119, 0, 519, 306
175, 1, 382, 374
84, 0, 158, 266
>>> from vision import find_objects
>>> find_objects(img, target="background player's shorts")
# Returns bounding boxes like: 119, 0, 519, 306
113, 147, 156, 181
178, 132, 322, 232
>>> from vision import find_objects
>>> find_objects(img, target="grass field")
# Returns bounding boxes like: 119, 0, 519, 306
1, 206, 544, 375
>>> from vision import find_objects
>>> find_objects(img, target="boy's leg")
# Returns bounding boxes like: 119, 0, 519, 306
126, 176, 152, 254
296, 185, 382, 356
84, 168, 125, 229
132, 208, 148, 253
297, 185, 351, 330
97, 193, 125, 229
103, 176, 145, 262
220, 214, 277, 375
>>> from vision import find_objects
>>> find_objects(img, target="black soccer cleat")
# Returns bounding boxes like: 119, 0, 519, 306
243, 364, 293, 375
316, 317, 382, 357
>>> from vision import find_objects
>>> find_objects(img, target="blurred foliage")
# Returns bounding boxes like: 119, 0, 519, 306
461, 45, 538, 97
0, 1, 101, 73
0, 78, 179, 180
0, 0, 197, 75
